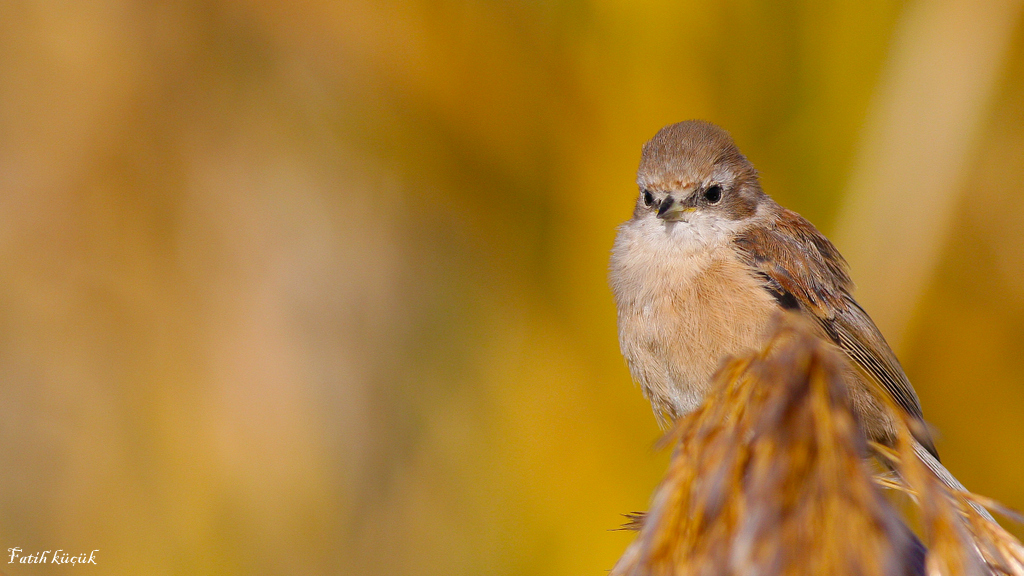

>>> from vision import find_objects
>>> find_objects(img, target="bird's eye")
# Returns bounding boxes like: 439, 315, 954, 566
704, 185, 723, 204
642, 190, 654, 206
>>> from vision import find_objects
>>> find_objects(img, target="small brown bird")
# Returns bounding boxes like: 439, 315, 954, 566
610, 120, 962, 488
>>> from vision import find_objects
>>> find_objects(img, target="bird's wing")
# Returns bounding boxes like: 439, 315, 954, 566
734, 208, 935, 455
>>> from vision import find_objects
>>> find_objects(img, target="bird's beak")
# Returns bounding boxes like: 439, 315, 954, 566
656, 195, 695, 221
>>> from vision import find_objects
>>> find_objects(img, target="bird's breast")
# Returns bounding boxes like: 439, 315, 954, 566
610, 227, 778, 421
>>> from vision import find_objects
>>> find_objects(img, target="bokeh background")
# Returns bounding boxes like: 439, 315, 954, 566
1, 1, 1023, 574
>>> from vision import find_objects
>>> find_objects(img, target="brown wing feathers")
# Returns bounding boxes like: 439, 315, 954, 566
734, 208, 937, 457
734, 210, 850, 318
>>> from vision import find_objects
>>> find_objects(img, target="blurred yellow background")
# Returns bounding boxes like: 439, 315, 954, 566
1, 1, 1022, 574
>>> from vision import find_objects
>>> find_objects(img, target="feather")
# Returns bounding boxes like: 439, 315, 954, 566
734, 206, 939, 458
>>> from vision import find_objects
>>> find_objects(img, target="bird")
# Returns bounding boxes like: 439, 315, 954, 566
609, 120, 964, 490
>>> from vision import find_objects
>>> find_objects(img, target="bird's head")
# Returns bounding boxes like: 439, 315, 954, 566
633, 121, 766, 231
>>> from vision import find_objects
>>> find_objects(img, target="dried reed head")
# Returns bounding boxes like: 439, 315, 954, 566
611, 314, 922, 576
612, 313, 1024, 576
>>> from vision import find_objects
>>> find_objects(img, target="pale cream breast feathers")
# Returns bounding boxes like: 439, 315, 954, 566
610, 220, 777, 423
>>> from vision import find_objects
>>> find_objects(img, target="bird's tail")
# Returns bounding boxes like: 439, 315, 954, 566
912, 439, 996, 523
